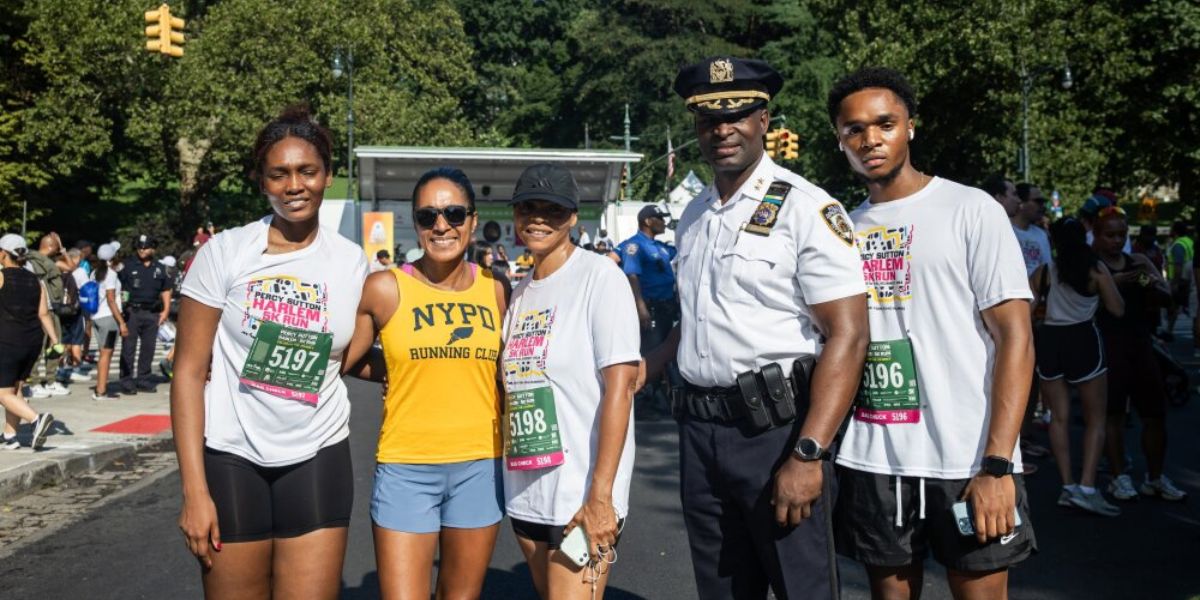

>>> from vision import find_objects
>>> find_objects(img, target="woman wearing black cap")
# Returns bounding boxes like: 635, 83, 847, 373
500, 164, 640, 599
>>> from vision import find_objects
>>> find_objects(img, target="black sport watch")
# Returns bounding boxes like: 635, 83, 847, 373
981, 455, 1014, 477
793, 437, 828, 462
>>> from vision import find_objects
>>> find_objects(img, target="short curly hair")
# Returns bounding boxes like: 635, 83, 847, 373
827, 67, 918, 126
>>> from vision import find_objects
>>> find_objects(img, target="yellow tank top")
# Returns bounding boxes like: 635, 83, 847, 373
376, 264, 502, 463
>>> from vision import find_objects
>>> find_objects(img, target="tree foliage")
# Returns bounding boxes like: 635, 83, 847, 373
2, 0, 1196, 239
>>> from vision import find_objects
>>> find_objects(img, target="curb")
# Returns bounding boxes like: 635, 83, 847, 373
0, 435, 174, 505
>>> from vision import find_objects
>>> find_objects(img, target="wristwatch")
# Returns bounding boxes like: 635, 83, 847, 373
793, 437, 828, 462
981, 455, 1014, 477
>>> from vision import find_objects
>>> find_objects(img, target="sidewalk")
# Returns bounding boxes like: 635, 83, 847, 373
0, 340, 174, 503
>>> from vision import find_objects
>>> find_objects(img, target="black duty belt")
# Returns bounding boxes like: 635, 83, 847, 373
680, 383, 741, 422
127, 302, 159, 310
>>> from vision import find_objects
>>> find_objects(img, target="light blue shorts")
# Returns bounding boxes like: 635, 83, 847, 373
371, 458, 504, 534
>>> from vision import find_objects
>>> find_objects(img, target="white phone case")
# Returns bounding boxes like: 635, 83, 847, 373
559, 526, 590, 567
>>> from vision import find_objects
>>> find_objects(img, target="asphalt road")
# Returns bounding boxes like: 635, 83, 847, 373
2, 372, 1199, 599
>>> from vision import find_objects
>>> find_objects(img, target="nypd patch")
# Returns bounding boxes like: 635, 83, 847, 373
625, 243, 638, 256
820, 203, 854, 246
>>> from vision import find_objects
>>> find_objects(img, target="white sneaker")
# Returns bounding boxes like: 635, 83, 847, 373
1, 436, 19, 450
68, 370, 93, 383
43, 382, 70, 396
1141, 475, 1188, 501
1057, 488, 1076, 507
27, 384, 50, 399
1109, 474, 1139, 500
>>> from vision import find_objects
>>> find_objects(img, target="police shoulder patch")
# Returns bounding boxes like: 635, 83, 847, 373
820, 202, 855, 246
625, 243, 638, 256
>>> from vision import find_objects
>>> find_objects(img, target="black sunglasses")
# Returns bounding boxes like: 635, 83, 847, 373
414, 205, 473, 229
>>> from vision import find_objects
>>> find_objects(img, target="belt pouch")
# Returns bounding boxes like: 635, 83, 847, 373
735, 370, 773, 433
761, 363, 796, 425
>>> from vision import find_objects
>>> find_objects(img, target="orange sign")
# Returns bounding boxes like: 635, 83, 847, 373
362, 212, 395, 260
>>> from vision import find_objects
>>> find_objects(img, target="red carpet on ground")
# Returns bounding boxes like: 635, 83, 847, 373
91, 415, 172, 435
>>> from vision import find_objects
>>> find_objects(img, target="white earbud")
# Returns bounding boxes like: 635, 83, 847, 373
908, 129, 915, 141
838, 142, 844, 152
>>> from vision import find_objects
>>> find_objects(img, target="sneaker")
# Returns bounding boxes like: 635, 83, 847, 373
1141, 476, 1188, 501
68, 370, 93, 383
43, 382, 70, 396
1109, 474, 1139, 501
2, 436, 19, 450
27, 384, 50, 399
1057, 488, 1076, 507
159, 359, 174, 380
91, 390, 120, 401
1069, 489, 1121, 516
30, 413, 54, 450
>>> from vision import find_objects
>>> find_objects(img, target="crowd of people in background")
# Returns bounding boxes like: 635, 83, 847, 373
986, 177, 1191, 514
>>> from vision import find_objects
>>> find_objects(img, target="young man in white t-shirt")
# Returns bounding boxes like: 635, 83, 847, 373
828, 68, 1037, 598
1012, 183, 1052, 277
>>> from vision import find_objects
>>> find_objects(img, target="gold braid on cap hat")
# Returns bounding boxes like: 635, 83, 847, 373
685, 90, 771, 110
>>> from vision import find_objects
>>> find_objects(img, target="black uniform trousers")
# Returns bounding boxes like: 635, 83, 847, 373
119, 308, 159, 389
642, 298, 682, 389
680, 416, 838, 600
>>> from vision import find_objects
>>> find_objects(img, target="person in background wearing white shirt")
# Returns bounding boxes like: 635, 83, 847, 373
1013, 184, 1052, 277
88, 244, 125, 400
646, 57, 868, 600
830, 67, 1037, 600
501, 164, 640, 600
172, 106, 368, 599
369, 249, 393, 273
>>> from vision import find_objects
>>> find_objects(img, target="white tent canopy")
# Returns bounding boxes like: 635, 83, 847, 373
355, 146, 643, 205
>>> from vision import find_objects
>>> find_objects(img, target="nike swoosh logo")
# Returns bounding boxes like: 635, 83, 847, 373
1000, 531, 1019, 545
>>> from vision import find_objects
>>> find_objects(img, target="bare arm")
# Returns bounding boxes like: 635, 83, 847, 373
105, 288, 127, 336
342, 271, 398, 381
1092, 263, 1124, 317
772, 293, 868, 526
962, 298, 1033, 543
566, 361, 639, 551
158, 289, 172, 325
1027, 264, 1047, 316
37, 283, 59, 345
627, 275, 651, 330
1134, 254, 1171, 296
171, 297, 223, 567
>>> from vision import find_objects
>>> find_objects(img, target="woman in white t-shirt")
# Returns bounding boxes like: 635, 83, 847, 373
88, 244, 125, 400
500, 164, 640, 599
172, 107, 367, 599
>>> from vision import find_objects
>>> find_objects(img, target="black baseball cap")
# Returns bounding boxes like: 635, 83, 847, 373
510, 164, 579, 210
637, 205, 671, 223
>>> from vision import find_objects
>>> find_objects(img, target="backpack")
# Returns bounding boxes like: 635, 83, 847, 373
79, 279, 101, 315
25, 252, 65, 307
53, 271, 80, 317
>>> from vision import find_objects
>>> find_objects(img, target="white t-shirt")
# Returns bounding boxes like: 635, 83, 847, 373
838, 177, 1032, 479
181, 216, 368, 467
71, 267, 88, 290
92, 268, 122, 321
501, 249, 641, 525
1012, 223, 1051, 277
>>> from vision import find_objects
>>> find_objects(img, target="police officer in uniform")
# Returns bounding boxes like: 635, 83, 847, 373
645, 58, 868, 599
620, 205, 680, 411
118, 234, 171, 394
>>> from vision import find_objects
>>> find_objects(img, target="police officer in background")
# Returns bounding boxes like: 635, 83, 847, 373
620, 205, 680, 412
645, 57, 868, 599
118, 234, 171, 394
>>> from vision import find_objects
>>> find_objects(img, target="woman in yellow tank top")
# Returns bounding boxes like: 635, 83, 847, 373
343, 167, 508, 599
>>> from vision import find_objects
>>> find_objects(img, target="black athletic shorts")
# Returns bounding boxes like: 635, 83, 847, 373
0, 341, 40, 389
1103, 329, 1167, 418
510, 517, 625, 550
204, 438, 353, 543
834, 466, 1037, 572
1035, 321, 1106, 383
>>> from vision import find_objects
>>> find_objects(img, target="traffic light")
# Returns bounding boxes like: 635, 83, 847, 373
619, 164, 629, 200
765, 129, 782, 158
781, 128, 800, 160
144, 4, 185, 57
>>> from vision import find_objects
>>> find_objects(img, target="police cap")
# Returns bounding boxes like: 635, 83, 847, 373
134, 234, 157, 249
673, 57, 783, 116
